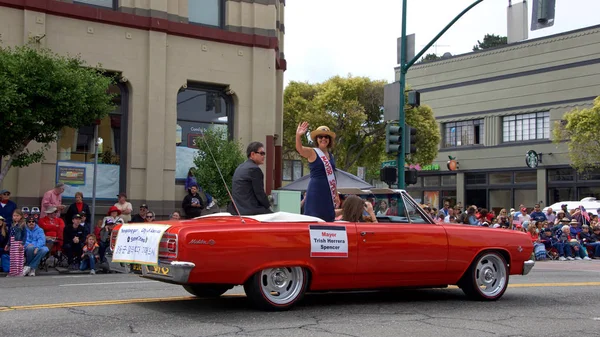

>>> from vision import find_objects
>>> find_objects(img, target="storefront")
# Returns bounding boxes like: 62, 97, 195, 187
547, 167, 600, 204
405, 165, 457, 209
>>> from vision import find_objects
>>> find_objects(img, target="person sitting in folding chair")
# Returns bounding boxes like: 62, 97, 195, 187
23, 218, 49, 277
63, 214, 88, 270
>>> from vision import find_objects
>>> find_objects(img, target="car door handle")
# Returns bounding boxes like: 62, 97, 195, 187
360, 231, 375, 236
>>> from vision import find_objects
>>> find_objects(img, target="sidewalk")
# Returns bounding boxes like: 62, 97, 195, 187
1, 258, 130, 277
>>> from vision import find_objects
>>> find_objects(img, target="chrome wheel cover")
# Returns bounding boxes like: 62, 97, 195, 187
259, 267, 304, 305
475, 254, 507, 297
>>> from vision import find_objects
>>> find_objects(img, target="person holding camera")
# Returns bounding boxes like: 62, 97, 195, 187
340, 195, 377, 223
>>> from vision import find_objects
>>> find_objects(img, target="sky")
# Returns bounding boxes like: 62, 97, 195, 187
283, 0, 600, 87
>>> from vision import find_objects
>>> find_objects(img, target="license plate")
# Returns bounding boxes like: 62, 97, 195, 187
144, 265, 172, 277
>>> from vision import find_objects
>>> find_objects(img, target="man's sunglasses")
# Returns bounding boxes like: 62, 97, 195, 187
254, 151, 266, 156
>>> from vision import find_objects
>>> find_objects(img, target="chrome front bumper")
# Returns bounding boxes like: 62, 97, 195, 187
140, 261, 195, 284
522, 260, 535, 275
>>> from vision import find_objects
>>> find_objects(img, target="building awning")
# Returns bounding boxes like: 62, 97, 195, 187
278, 169, 374, 192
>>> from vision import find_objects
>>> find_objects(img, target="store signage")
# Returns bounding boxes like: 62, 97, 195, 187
380, 161, 440, 171
421, 164, 440, 171
525, 150, 539, 168
187, 133, 203, 149
447, 155, 459, 171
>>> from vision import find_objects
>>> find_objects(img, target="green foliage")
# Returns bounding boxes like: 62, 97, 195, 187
553, 96, 600, 172
418, 53, 441, 63
472, 34, 508, 51
0, 43, 116, 184
404, 103, 441, 166
283, 75, 440, 180
192, 127, 246, 207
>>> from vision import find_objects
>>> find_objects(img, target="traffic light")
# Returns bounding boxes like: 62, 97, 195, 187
531, 0, 555, 31
385, 124, 402, 154
407, 90, 420, 107
405, 169, 418, 185
404, 125, 417, 155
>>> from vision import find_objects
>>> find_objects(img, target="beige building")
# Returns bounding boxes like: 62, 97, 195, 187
393, 24, 600, 213
0, 0, 286, 218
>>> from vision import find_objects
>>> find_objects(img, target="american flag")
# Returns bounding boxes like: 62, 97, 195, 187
580, 206, 590, 224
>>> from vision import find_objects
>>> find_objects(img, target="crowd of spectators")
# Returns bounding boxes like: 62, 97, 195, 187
421, 201, 600, 261
0, 184, 188, 277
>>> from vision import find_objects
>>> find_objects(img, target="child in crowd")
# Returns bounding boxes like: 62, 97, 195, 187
528, 223, 546, 260
80, 234, 100, 275
6, 210, 27, 277
99, 218, 115, 263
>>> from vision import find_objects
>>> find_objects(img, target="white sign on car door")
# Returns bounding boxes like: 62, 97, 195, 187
112, 224, 171, 265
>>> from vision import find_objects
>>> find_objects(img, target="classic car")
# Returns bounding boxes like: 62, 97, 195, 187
110, 190, 534, 311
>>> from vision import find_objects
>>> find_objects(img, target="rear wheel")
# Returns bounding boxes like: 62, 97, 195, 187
460, 251, 509, 301
244, 266, 308, 311
183, 284, 231, 298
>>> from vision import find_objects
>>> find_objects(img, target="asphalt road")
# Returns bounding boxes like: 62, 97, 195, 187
2, 261, 600, 337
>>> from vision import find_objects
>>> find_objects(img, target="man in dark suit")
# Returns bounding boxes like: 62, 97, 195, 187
229, 142, 272, 215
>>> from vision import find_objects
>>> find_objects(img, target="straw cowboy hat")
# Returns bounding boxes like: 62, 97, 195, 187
310, 126, 336, 143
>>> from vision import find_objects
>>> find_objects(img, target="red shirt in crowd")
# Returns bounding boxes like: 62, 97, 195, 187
38, 216, 65, 246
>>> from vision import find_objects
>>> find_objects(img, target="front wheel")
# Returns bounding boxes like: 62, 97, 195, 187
244, 266, 308, 311
460, 251, 509, 301
183, 284, 231, 298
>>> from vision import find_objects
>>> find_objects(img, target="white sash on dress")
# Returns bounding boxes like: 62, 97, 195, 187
314, 148, 337, 207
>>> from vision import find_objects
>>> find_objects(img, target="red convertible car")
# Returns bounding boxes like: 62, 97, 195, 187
110, 190, 534, 311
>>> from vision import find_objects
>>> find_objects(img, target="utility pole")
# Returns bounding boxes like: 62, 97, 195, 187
396, 0, 484, 192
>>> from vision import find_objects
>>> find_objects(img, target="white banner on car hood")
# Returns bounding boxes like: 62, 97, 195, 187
112, 224, 171, 265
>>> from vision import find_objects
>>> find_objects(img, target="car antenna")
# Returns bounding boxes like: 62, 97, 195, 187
197, 129, 245, 224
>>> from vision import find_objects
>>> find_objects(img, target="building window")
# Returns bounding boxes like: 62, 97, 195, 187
73, 0, 117, 9
489, 172, 512, 185
176, 86, 233, 180
56, 83, 127, 198
465, 172, 487, 185
548, 187, 575, 205
188, 0, 223, 27
489, 189, 511, 212
441, 175, 456, 186
502, 111, 549, 142
423, 176, 440, 187
515, 171, 537, 184
548, 168, 575, 182
443, 119, 484, 147
578, 169, 600, 181
283, 160, 303, 181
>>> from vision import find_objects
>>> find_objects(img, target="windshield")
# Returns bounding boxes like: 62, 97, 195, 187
357, 192, 434, 224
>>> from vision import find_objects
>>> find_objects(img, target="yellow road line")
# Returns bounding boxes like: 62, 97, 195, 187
2, 282, 600, 312
0, 294, 246, 312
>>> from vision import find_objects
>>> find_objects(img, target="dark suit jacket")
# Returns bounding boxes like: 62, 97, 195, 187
229, 159, 272, 215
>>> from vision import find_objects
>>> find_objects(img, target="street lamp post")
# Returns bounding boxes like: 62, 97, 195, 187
397, 0, 485, 191
91, 124, 102, 234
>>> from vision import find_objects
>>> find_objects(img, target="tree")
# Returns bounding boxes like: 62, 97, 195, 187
553, 96, 600, 172
0, 43, 116, 185
418, 53, 441, 63
283, 75, 440, 181
193, 127, 245, 207
472, 34, 507, 51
